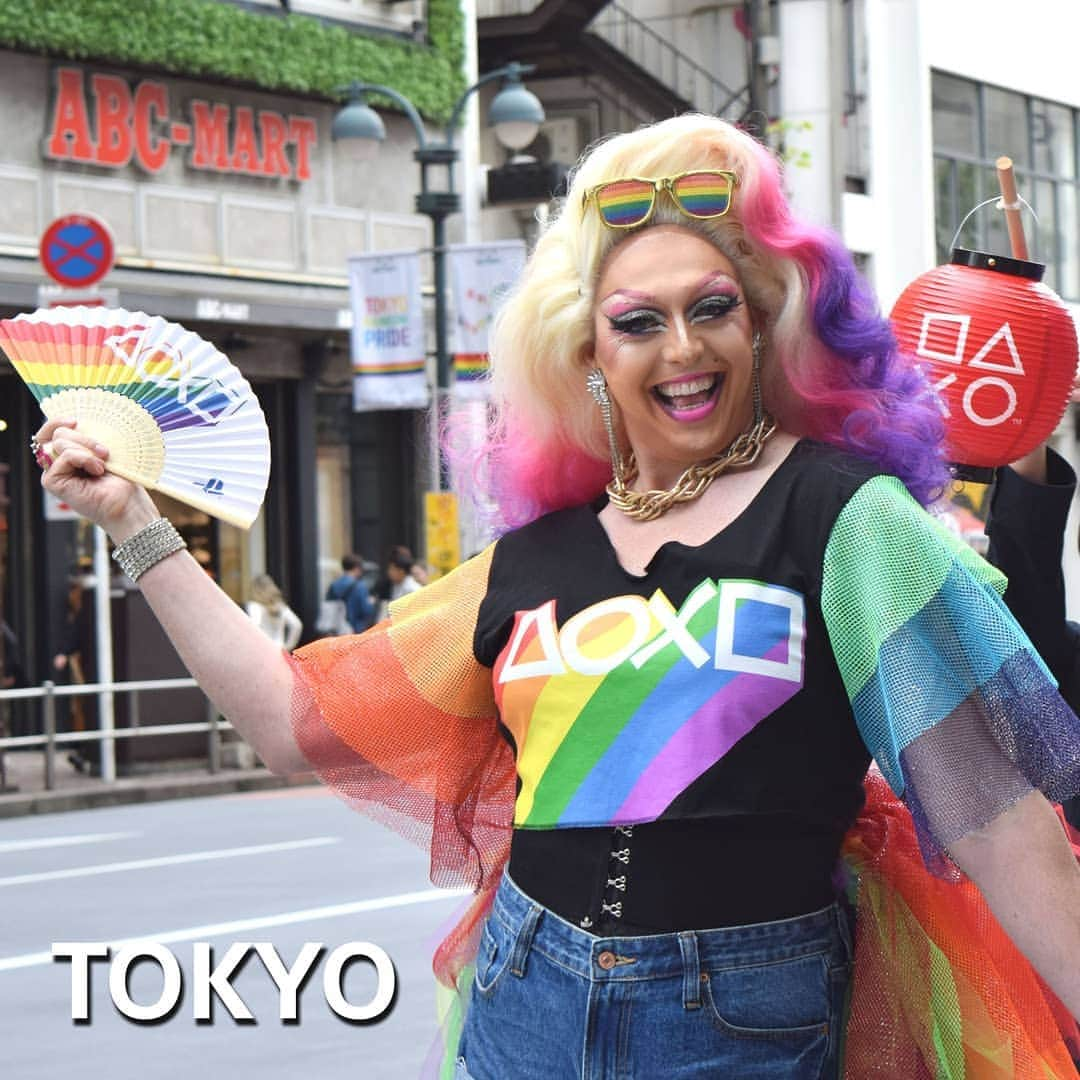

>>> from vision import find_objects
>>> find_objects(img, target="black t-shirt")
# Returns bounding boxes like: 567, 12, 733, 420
475, 441, 879, 933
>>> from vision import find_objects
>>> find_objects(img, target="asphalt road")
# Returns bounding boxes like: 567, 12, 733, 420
0, 787, 470, 1079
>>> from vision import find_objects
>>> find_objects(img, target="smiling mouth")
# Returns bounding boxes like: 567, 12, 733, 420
652, 373, 723, 411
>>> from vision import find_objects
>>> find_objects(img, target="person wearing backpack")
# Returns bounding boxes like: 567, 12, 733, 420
318, 554, 374, 636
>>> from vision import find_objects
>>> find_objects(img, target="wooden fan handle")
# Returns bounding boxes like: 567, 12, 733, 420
102, 458, 150, 488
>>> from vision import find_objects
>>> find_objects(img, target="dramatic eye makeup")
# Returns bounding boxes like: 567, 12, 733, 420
689, 293, 742, 322
606, 308, 661, 335
601, 288, 742, 336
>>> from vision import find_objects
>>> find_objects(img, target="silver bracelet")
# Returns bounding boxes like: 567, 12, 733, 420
111, 518, 187, 582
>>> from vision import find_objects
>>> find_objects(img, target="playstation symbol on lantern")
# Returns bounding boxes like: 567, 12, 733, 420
890, 248, 1079, 470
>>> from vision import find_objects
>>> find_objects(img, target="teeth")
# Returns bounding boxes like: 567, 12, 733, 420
655, 375, 716, 399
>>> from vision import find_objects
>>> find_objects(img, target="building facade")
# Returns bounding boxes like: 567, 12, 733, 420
0, 0, 464, 721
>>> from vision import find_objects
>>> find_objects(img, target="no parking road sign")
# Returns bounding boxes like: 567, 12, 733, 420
39, 213, 115, 288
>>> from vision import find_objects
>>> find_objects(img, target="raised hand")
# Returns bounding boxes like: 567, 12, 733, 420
33, 417, 159, 542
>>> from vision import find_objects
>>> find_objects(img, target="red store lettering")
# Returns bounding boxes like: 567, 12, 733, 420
44, 67, 318, 181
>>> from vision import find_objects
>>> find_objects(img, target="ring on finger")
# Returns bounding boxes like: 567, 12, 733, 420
29, 437, 54, 470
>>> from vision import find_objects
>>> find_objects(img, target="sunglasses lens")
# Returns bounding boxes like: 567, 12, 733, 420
672, 172, 733, 217
595, 180, 655, 227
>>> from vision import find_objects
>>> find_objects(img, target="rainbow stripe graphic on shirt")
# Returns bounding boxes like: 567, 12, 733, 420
494, 579, 806, 828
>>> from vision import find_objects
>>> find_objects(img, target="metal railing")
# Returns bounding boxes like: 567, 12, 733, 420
587, 3, 747, 117
0, 678, 233, 791
476, 0, 748, 119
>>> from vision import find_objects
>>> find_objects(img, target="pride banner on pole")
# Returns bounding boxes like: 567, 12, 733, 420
348, 250, 429, 411
448, 240, 526, 400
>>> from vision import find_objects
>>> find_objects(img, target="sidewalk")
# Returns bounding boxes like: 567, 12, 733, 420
0, 748, 318, 819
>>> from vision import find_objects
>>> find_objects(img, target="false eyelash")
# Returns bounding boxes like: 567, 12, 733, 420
607, 311, 660, 335
690, 295, 742, 320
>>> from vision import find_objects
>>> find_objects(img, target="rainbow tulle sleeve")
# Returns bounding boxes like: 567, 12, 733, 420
285, 546, 515, 980
822, 474, 1080, 875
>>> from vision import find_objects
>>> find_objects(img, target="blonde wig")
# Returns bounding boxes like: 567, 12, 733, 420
468, 114, 945, 529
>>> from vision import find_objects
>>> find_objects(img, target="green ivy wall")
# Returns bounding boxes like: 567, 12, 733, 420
0, 0, 466, 122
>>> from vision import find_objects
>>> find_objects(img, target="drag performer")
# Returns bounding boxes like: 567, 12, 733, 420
34, 114, 1080, 1078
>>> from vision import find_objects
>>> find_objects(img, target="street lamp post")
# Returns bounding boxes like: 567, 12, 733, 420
332, 63, 544, 488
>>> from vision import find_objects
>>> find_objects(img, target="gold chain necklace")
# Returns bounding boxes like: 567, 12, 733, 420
606, 415, 777, 522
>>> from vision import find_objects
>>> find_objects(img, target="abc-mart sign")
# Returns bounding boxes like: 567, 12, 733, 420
43, 67, 319, 181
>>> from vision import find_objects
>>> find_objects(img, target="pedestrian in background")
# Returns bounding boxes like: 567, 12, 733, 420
318, 553, 374, 636
245, 574, 302, 651
371, 544, 414, 607
376, 549, 423, 622
389, 550, 422, 599
53, 575, 95, 773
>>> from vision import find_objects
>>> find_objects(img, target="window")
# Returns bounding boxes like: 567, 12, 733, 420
1032, 101, 1075, 178
932, 72, 1080, 301
932, 73, 979, 156
984, 87, 1029, 168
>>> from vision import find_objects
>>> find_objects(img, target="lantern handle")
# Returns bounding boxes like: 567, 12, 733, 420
950, 195, 1039, 255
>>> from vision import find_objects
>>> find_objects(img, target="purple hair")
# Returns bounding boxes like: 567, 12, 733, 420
736, 137, 948, 506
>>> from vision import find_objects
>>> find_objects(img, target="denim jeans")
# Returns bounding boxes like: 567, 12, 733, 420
456, 872, 853, 1080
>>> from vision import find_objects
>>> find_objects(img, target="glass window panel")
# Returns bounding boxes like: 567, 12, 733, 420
1032, 101, 1075, 178
1060, 185, 1079, 300
1034, 179, 1057, 290
932, 72, 980, 155
954, 160, 989, 249
934, 157, 956, 264
985, 86, 1030, 168
979, 166, 1010, 257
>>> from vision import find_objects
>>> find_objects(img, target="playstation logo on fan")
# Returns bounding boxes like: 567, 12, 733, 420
0, 306, 270, 530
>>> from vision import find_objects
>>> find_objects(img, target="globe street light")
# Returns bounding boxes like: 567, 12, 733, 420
332, 63, 544, 488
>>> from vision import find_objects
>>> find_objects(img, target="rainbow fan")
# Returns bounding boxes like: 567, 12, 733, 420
0, 306, 271, 529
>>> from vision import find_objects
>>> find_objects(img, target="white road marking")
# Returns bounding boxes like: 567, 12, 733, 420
0, 886, 471, 971
0, 837, 341, 888
0, 832, 137, 854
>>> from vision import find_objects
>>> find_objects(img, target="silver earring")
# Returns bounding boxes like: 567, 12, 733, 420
751, 332, 764, 426
586, 368, 625, 482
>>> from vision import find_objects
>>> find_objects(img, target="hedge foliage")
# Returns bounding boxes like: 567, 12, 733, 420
0, 0, 466, 122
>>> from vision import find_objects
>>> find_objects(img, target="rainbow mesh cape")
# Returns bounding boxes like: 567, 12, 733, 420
287, 547, 511, 994
843, 774, 1080, 1078
287, 471, 1080, 1078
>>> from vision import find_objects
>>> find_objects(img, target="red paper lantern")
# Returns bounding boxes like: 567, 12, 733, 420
889, 249, 1078, 468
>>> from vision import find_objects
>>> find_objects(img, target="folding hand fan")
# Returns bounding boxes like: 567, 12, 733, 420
0, 306, 271, 529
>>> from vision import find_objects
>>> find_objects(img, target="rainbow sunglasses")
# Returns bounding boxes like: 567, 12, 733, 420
583, 170, 737, 229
